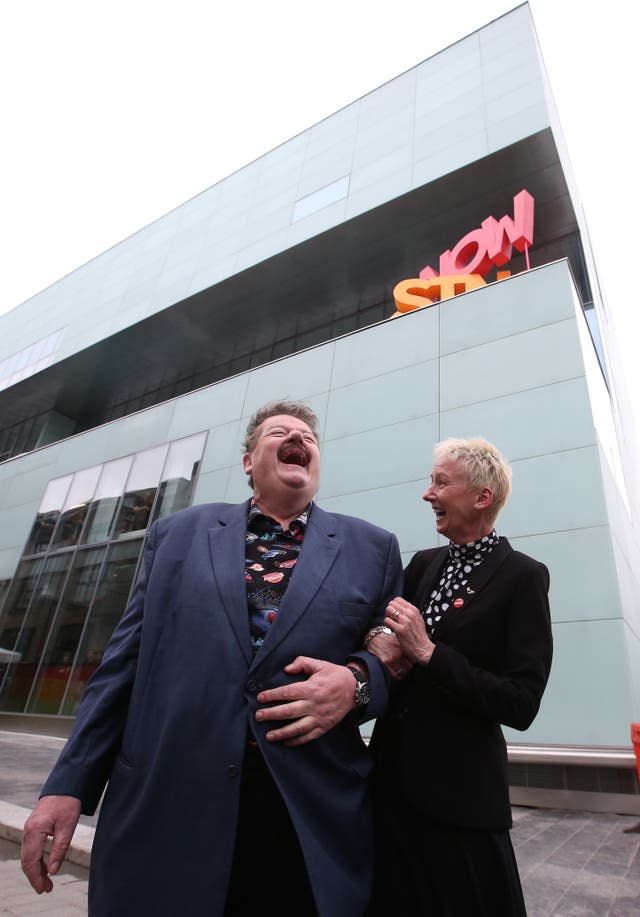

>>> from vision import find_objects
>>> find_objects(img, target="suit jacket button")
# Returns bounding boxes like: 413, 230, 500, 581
246, 679, 258, 693
227, 764, 239, 778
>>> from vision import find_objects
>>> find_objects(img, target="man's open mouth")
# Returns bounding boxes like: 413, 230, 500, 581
434, 509, 445, 519
278, 443, 310, 467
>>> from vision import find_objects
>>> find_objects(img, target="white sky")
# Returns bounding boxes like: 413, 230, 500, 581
1, 1, 638, 424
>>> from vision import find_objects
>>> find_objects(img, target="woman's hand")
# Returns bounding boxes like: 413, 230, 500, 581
385, 597, 435, 666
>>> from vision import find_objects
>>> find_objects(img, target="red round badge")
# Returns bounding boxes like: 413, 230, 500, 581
453, 598, 464, 608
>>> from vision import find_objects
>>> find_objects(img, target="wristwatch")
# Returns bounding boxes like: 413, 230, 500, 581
347, 666, 370, 708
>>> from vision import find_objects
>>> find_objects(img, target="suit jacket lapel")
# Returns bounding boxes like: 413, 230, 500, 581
253, 504, 339, 665
208, 500, 252, 664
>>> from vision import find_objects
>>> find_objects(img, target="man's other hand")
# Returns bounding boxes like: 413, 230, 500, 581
21, 795, 82, 893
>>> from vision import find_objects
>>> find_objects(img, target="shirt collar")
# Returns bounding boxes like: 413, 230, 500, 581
248, 498, 312, 531
448, 529, 499, 561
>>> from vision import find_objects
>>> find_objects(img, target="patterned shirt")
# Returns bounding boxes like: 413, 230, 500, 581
245, 499, 310, 656
422, 530, 499, 637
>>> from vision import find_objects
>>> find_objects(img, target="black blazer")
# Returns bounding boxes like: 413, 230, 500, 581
370, 537, 552, 831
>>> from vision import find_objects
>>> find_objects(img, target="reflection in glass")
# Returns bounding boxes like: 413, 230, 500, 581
0, 559, 46, 699
27, 547, 107, 715
0, 554, 72, 712
60, 539, 143, 715
0, 579, 10, 616
49, 466, 102, 549
583, 304, 608, 381
113, 445, 168, 536
292, 175, 350, 223
82, 456, 133, 545
0, 328, 64, 393
2, 433, 205, 718
153, 433, 206, 522
23, 475, 73, 555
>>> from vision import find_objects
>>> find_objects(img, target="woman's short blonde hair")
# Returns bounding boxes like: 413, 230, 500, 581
434, 437, 512, 523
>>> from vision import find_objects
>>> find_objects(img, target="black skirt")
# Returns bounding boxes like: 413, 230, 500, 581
369, 795, 527, 917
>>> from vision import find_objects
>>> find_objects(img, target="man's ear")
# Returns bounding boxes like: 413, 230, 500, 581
242, 453, 252, 476
475, 487, 494, 510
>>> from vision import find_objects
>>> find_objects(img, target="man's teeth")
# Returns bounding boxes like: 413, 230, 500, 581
281, 447, 306, 465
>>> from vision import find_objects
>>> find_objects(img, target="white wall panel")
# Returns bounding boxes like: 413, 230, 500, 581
439, 261, 576, 353
325, 359, 438, 440
505, 619, 634, 747
440, 377, 596, 461
440, 319, 585, 411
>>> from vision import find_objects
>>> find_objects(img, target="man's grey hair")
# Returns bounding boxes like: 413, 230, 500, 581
242, 401, 320, 489
434, 437, 512, 524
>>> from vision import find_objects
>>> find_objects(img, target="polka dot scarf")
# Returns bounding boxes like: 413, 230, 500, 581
421, 530, 499, 636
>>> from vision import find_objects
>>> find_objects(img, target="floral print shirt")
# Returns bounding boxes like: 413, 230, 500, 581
245, 499, 310, 656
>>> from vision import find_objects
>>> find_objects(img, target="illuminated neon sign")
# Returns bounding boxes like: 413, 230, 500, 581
393, 189, 534, 315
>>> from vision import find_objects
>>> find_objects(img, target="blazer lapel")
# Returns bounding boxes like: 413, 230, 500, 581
208, 500, 252, 664
453, 537, 513, 611
414, 538, 513, 621
414, 546, 449, 608
253, 504, 339, 665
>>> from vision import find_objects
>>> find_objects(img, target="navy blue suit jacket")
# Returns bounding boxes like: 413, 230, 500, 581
42, 500, 402, 917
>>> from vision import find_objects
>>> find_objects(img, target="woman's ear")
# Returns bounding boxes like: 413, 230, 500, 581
475, 487, 494, 510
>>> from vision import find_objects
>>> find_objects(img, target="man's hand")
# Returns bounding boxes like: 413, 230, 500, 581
255, 656, 358, 746
366, 629, 413, 680
21, 795, 82, 894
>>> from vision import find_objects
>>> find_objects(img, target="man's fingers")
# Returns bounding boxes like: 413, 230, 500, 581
265, 716, 315, 743
283, 655, 320, 675
257, 682, 307, 704
47, 824, 76, 874
256, 700, 302, 722
21, 823, 69, 893
283, 728, 322, 747
21, 824, 50, 890
21, 841, 53, 894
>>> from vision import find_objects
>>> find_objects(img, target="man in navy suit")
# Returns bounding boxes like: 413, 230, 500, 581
21, 399, 402, 917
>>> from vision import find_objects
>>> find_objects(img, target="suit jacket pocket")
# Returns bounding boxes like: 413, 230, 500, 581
339, 602, 376, 643
339, 601, 375, 619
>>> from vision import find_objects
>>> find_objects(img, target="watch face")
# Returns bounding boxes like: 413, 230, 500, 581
350, 668, 370, 707
357, 680, 371, 706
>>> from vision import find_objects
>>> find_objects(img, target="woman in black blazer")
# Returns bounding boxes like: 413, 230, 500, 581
366, 437, 553, 916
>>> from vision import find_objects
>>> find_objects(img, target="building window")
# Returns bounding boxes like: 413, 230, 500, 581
0, 580, 9, 616
23, 475, 73, 556
152, 433, 207, 522
292, 175, 350, 223
81, 456, 134, 545
112, 445, 169, 537
0, 431, 207, 716
0, 329, 65, 393
0, 553, 73, 712
61, 540, 143, 715
49, 466, 103, 550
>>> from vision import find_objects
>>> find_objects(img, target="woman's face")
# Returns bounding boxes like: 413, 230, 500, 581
422, 456, 493, 545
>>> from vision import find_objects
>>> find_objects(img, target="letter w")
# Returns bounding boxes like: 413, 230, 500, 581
481, 189, 534, 267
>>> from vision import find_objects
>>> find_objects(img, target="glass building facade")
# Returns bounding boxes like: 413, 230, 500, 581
0, 433, 205, 716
